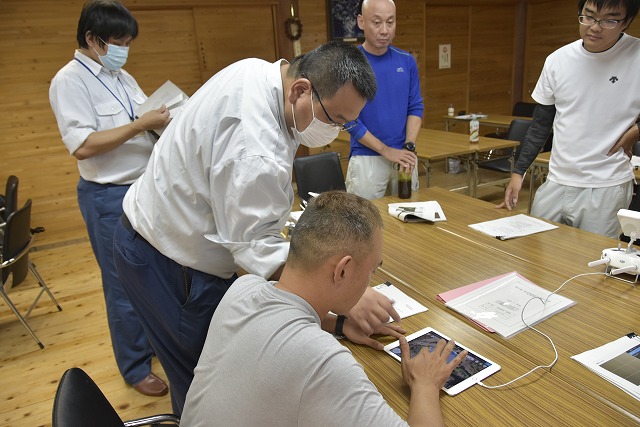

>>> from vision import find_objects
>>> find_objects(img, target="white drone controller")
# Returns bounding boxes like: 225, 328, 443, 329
587, 209, 640, 283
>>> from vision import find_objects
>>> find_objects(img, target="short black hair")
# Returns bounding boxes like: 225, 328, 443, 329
288, 40, 377, 102
76, 0, 138, 49
578, 0, 640, 22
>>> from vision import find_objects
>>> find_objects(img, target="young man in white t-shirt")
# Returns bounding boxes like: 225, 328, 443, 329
499, 0, 640, 238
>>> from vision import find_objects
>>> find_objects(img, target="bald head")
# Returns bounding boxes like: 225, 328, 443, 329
358, 0, 396, 55
361, 0, 395, 14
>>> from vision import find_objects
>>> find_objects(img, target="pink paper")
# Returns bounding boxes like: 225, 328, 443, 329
436, 271, 518, 333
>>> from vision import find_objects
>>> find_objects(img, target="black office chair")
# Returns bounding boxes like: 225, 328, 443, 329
485, 102, 537, 139
478, 119, 532, 176
52, 367, 180, 427
293, 152, 346, 203
0, 175, 19, 236
0, 198, 61, 349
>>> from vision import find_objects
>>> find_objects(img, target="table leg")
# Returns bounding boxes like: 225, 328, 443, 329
471, 153, 478, 198
528, 165, 536, 214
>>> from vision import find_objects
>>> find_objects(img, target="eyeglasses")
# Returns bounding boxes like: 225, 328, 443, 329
578, 14, 623, 29
304, 76, 358, 132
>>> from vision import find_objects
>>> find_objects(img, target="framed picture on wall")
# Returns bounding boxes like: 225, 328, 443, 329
328, 0, 364, 42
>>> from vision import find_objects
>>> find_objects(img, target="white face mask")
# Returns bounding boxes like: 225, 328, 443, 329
93, 38, 129, 71
290, 90, 340, 148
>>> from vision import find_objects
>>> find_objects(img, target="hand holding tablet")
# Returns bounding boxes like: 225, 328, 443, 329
384, 327, 501, 395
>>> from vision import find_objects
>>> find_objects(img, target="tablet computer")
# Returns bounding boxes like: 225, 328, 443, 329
383, 327, 500, 395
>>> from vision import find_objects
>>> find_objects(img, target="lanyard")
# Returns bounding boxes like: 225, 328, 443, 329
74, 57, 135, 121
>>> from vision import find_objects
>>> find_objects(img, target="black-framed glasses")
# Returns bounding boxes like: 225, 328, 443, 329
304, 76, 358, 131
578, 14, 623, 29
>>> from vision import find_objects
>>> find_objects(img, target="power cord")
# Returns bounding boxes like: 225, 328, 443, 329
478, 272, 607, 389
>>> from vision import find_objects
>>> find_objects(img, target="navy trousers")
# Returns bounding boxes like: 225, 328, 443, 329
113, 216, 235, 415
77, 178, 153, 385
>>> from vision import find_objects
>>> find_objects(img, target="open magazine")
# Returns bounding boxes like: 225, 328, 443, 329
572, 332, 640, 401
388, 201, 446, 223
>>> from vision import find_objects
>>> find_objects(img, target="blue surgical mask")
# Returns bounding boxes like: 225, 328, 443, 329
93, 38, 129, 71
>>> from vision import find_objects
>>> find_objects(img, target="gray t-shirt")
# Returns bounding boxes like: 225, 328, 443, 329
181, 274, 408, 426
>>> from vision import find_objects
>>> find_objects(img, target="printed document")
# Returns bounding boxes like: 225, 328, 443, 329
136, 80, 189, 136
469, 214, 558, 240
373, 282, 428, 322
445, 272, 575, 338
572, 333, 640, 401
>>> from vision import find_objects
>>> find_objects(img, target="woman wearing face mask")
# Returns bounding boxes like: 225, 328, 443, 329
49, 0, 170, 397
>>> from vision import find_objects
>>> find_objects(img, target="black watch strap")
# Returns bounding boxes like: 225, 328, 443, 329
403, 141, 416, 152
335, 315, 347, 338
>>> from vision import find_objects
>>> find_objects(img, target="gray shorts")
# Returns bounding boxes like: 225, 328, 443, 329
346, 155, 419, 200
530, 179, 633, 238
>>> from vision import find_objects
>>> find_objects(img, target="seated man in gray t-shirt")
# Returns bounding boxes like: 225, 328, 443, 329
182, 191, 466, 426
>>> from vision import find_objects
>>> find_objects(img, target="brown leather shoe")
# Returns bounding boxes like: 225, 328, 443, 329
133, 372, 169, 397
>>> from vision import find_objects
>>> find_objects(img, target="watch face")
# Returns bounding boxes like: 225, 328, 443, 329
404, 142, 416, 152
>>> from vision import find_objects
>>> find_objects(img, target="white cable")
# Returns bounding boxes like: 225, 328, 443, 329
478, 272, 607, 389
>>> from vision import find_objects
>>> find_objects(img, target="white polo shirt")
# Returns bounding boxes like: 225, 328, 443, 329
49, 51, 155, 185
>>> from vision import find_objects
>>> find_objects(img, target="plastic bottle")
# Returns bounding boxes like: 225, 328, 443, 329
469, 114, 479, 143
448, 104, 455, 117
398, 169, 411, 199
397, 142, 416, 199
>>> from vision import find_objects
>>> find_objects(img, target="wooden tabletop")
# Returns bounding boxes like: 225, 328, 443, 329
335, 129, 520, 161
415, 128, 520, 161
415, 129, 519, 197
342, 187, 640, 426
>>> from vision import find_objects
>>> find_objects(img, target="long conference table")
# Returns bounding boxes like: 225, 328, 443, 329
414, 129, 520, 197
332, 129, 520, 198
443, 113, 532, 132
342, 187, 639, 426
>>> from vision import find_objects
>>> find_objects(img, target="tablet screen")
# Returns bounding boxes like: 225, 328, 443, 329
384, 327, 500, 395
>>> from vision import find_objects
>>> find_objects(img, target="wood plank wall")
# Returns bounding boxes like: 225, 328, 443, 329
0, 0, 287, 249
299, 0, 640, 131
2, 0, 640, 248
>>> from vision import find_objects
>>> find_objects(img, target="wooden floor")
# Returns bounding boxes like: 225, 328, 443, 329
0, 160, 532, 426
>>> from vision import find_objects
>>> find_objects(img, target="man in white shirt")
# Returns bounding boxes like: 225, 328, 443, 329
500, 0, 640, 238
49, 0, 170, 396
182, 191, 466, 426
113, 40, 405, 415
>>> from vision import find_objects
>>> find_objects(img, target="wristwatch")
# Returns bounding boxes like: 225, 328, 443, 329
334, 314, 347, 339
403, 141, 416, 152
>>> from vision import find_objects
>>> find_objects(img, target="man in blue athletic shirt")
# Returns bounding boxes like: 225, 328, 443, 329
346, 0, 424, 200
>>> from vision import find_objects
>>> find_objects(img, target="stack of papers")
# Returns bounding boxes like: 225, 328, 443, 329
136, 80, 189, 136
440, 272, 575, 338
572, 333, 640, 400
373, 281, 428, 322
454, 114, 488, 120
469, 214, 558, 240
388, 201, 446, 223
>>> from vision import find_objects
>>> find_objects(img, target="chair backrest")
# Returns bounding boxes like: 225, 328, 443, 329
52, 368, 125, 427
1, 175, 19, 221
2, 198, 32, 285
293, 152, 346, 202
506, 119, 532, 160
512, 102, 537, 118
